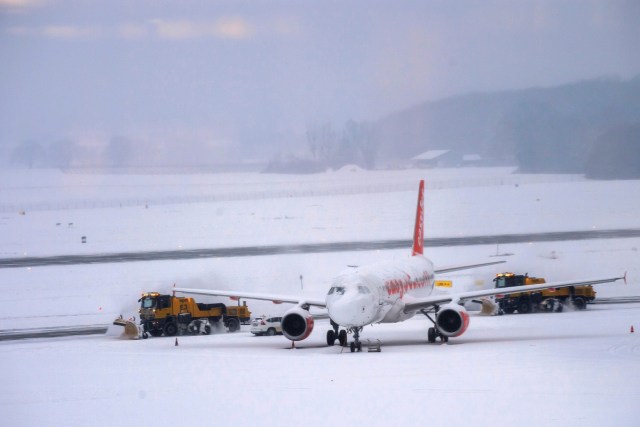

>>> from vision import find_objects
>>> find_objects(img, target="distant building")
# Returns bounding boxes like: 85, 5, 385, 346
461, 154, 483, 167
412, 150, 459, 168
411, 150, 486, 168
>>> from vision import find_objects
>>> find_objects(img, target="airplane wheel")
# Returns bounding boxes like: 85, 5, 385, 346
338, 330, 348, 347
350, 342, 356, 353
326, 330, 336, 346
428, 327, 436, 343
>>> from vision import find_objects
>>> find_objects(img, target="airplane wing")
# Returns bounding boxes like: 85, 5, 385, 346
174, 287, 327, 308
434, 260, 506, 274
404, 274, 626, 313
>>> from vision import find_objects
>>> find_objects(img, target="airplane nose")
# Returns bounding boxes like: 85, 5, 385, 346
327, 295, 377, 328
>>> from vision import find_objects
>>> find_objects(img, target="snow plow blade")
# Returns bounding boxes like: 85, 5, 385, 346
113, 316, 140, 339
479, 298, 499, 315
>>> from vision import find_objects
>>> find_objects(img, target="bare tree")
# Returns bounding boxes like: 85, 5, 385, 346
104, 136, 132, 167
341, 120, 377, 169
46, 139, 76, 169
306, 122, 337, 165
10, 140, 43, 169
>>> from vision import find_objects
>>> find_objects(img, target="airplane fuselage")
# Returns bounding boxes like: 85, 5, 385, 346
326, 255, 435, 328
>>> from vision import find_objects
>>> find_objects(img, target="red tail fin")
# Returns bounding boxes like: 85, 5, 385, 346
412, 180, 425, 256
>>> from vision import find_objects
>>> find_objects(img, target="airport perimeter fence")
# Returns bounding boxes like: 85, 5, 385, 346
0, 173, 583, 214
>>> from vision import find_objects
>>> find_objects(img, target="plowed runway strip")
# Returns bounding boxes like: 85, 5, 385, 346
1, 228, 639, 269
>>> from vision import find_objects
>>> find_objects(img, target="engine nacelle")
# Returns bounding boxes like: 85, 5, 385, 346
436, 303, 470, 337
281, 306, 315, 341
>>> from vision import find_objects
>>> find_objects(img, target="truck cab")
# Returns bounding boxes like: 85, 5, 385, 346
494, 272, 545, 289
140, 293, 170, 309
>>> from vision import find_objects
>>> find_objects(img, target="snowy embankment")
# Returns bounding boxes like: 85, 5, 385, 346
0, 167, 639, 426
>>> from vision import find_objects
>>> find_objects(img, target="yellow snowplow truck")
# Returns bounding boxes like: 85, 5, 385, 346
114, 292, 251, 339
493, 272, 596, 314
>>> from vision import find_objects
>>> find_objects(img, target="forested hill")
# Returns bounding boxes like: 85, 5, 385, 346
373, 76, 640, 178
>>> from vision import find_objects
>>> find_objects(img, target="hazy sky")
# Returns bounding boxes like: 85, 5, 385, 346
1, 0, 639, 155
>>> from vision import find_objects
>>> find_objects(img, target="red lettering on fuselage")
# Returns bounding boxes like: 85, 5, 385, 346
384, 272, 431, 297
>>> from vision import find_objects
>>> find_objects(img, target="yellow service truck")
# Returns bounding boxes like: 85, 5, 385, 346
136, 292, 251, 339
493, 272, 596, 314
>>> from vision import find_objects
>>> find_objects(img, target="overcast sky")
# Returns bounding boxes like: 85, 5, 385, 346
1, 0, 639, 156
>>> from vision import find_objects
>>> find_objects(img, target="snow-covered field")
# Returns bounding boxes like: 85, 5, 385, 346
1, 167, 639, 426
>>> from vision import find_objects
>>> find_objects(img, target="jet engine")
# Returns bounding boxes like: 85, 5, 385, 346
436, 303, 470, 337
281, 306, 315, 341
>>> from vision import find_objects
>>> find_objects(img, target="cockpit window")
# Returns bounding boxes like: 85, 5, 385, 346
328, 286, 346, 295
357, 286, 371, 294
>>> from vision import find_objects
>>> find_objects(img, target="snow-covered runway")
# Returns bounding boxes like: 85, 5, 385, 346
1, 167, 639, 426
2, 303, 639, 426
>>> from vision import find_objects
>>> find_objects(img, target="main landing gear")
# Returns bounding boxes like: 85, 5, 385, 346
421, 306, 449, 343
326, 320, 348, 347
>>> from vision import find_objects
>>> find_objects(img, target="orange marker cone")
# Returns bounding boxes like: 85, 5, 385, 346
175, 337, 179, 346
631, 325, 635, 333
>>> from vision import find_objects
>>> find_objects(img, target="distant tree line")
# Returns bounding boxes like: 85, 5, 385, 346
7, 136, 228, 170
495, 102, 640, 178
585, 124, 640, 179
10, 139, 79, 169
264, 120, 378, 173
9, 137, 138, 169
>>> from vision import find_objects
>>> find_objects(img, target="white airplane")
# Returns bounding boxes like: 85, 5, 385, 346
176, 180, 625, 352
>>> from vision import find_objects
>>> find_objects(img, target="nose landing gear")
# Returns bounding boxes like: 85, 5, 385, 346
349, 327, 363, 352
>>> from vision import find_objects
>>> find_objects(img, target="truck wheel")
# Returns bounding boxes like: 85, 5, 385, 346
227, 318, 240, 333
142, 332, 149, 339
164, 322, 178, 336
573, 297, 586, 310
518, 300, 532, 314
150, 329, 163, 337
204, 325, 211, 335
503, 307, 515, 314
